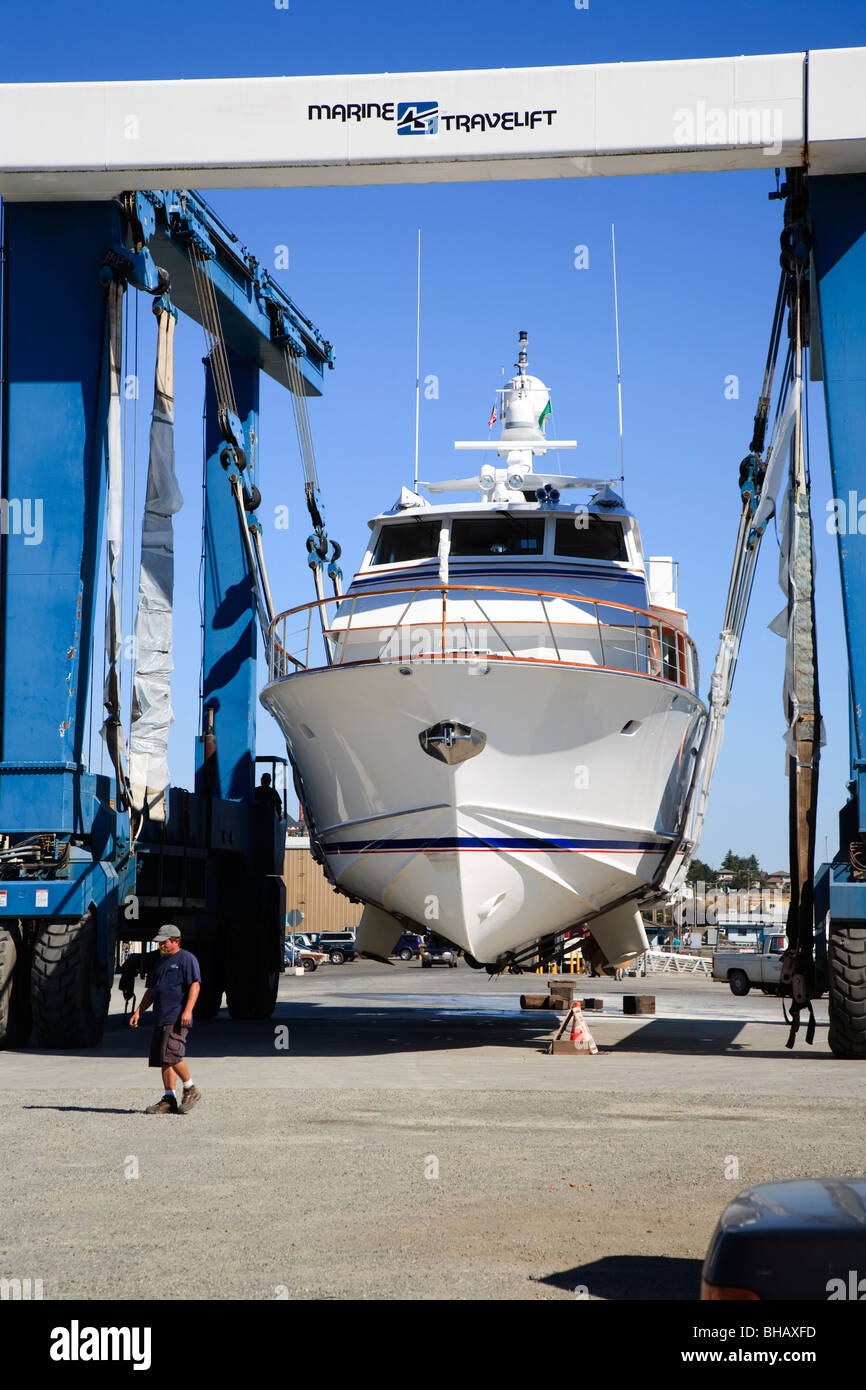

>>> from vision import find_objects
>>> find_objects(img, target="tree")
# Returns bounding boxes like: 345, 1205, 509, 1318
687, 858, 717, 886
720, 850, 764, 888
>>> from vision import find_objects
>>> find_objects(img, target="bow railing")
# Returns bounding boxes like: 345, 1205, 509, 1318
266, 583, 700, 694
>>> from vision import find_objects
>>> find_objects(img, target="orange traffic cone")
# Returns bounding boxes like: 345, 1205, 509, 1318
569, 1003, 598, 1054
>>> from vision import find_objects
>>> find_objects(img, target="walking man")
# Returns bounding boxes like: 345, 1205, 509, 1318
130, 924, 202, 1115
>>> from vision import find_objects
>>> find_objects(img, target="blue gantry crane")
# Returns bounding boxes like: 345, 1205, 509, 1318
0, 190, 333, 1047
2, 51, 866, 1057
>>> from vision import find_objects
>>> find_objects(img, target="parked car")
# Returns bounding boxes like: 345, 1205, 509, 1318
314, 931, 357, 964
702, 1177, 866, 1299
421, 943, 459, 968
283, 941, 327, 972
392, 932, 424, 961
712, 934, 786, 996
711, 931, 827, 997
288, 933, 318, 951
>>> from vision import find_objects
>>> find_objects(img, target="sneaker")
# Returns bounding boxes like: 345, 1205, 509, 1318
145, 1094, 179, 1115
178, 1085, 201, 1114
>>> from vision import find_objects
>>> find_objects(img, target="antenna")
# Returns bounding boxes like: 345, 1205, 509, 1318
413, 228, 422, 490
516, 329, 528, 375
611, 223, 625, 495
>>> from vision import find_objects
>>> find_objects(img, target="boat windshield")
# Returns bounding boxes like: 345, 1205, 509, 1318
450, 516, 545, 557
554, 516, 627, 561
371, 519, 442, 565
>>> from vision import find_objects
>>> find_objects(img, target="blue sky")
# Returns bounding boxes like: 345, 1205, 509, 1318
3, 0, 866, 871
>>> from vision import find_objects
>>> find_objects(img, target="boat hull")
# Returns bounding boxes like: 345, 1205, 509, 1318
261, 658, 705, 965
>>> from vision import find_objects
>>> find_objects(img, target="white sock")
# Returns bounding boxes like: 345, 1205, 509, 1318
183, 1079, 195, 1089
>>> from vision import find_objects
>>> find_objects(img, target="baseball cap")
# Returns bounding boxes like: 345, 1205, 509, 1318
153, 924, 181, 942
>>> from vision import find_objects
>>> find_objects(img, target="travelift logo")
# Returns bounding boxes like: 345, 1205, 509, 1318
49, 1321, 152, 1371
307, 100, 557, 135
397, 101, 438, 135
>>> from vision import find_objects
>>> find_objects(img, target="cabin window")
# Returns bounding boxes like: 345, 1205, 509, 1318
554, 516, 627, 561
449, 516, 545, 557
371, 520, 442, 566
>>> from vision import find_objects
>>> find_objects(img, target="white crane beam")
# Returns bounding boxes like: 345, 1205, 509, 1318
0, 48, 863, 199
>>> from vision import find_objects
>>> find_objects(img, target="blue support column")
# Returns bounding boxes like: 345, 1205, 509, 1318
810, 168, 866, 983
0, 201, 132, 982
0, 202, 120, 830
810, 175, 866, 846
195, 355, 260, 802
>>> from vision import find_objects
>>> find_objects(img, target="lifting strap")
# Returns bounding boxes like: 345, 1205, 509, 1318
100, 277, 129, 809
128, 297, 184, 825
777, 262, 822, 1048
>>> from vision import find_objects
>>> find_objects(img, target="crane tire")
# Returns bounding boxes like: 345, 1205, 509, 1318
31, 914, 108, 1048
224, 922, 279, 1019
828, 925, 866, 1059
0, 927, 32, 1048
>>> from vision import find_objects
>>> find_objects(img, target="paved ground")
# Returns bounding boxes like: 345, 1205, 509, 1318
1, 962, 864, 1300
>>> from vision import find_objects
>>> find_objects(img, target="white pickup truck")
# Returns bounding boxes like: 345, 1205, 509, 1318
711, 935, 787, 996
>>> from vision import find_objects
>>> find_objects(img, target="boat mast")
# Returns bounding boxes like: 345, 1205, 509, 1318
413, 228, 422, 490
611, 224, 625, 497
517, 329, 528, 376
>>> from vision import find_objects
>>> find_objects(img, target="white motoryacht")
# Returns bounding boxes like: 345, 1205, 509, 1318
261, 334, 706, 973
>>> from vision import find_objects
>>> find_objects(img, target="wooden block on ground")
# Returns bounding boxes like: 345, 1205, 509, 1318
520, 994, 551, 1010
582, 998, 604, 1011
548, 982, 575, 1004
623, 994, 655, 1015
548, 1039, 597, 1055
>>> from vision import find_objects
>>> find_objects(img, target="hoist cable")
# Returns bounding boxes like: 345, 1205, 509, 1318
283, 346, 319, 492
203, 259, 237, 415
769, 346, 794, 443
228, 473, 271, 642
722, 502, 751, 633
190, 248, 225, 403
750, 270, 788, 454
188, 245, 237, 421
659, 262, 797, 891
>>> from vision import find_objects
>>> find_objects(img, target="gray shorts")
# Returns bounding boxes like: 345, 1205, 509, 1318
149, 1024, 189, 1068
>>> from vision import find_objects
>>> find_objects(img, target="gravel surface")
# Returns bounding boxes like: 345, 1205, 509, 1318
2, 965, 864, 1300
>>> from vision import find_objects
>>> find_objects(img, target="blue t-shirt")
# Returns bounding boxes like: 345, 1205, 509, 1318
146, 948, 201, 1027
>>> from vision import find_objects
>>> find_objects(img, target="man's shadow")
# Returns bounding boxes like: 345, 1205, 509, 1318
22, 1105, 146, 1115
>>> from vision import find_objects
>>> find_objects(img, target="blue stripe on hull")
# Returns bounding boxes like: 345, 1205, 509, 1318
323, 836, 667, 854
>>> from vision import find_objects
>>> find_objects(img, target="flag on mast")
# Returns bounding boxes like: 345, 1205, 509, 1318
538, 400, 552, 428
488, 400, 497, 430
